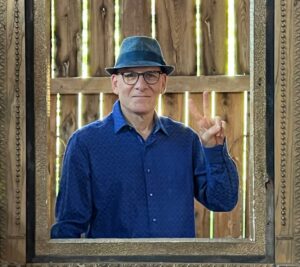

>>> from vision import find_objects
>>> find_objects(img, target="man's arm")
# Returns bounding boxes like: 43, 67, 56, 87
51, 133, 92, 238
193, 137, 239, 211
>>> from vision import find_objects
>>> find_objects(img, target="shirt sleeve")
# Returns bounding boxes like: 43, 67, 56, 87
193, 135, 239, 212
51, 133, 92, 238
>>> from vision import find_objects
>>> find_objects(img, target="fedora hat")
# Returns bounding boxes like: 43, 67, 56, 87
105, 36, 175, 75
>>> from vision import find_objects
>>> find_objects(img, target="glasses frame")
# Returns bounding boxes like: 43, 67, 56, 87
118, 70, 163, 85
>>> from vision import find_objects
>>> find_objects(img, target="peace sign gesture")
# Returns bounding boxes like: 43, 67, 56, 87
189, 91, 226, 147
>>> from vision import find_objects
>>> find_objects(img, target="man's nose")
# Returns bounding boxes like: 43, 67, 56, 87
134, 74, 148, 89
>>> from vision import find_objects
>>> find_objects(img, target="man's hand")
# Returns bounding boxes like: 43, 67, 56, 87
189, 91, 226, 147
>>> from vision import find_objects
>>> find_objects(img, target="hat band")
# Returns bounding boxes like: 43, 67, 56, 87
115, 51, 166, 68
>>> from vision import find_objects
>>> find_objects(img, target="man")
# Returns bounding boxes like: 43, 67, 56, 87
51, 36, 239, 238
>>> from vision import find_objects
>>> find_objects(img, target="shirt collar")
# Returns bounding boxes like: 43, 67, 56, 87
112, 100, 169, 136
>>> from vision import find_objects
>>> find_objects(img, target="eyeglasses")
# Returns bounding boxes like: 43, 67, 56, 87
118, 71, 163, 85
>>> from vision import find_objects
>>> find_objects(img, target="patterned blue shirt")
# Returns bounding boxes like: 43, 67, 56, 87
51, 101, 239, 238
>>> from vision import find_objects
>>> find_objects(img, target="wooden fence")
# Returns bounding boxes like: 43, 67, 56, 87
48, 0, 250, 238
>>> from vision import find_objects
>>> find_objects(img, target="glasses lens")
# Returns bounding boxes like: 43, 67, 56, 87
144, 71, 160, 84
122, 72, 138, 85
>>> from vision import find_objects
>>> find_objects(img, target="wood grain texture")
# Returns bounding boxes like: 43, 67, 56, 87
0, 0, 27, 263
51, 75, 250, 94
235, 0, 250, 74
121, 0, 151, 38
32, 0, 269, 261
214, 92, 244, 238
86, 0, 115, 124
275, 1, 294, 264
48, 94, 57, 226
156, 0, 195, 122
275, 0, 300, 264
54, 0, 81, 181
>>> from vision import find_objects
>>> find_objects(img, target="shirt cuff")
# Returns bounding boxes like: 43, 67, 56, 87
203, 140, 230, 164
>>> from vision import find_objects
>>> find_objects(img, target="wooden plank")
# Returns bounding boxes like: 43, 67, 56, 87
120, 0, 151, 38
89, 0, 115, 77
51, 75, 250, 94
81, 95, 100, 124
214, 92, 244, 238
200, 0, 227, 74
54, 0, 81, 179
48, 94, 57, 226
236, 0, 250, 75
86, 0, 115, 124
156, 0, 195, 121
5, 0, 26, 262
235, 0, 250, 239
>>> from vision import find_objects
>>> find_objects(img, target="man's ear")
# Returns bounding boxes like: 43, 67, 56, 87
111, 74, 119, 95
161, 74, 167, 94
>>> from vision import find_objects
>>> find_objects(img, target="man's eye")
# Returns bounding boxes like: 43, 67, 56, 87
145, 72, 159, 79
123, 72, 136, 78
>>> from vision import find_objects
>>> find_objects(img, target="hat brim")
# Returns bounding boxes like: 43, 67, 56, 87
105, 63, 175, 76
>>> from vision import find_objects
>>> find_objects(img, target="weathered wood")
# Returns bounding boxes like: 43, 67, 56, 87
235, 0, 250, 74
156, 0, 195, 122
214, 92, 244, 238
103, 93, 118, 117
4, 0, 26, 263
81, 94, 100, 125
120, 0, 151, 38
236, 0, 250, 239
54, 0, 81, 181
85, 0, 115, 124
275, 0, 297, 264
48, 94, 57, 226
51, 75, 250, 94
201, 0, 227, 75
89, 0, 115, 77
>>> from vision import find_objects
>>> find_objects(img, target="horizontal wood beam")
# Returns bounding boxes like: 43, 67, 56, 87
50, 75, 250, 94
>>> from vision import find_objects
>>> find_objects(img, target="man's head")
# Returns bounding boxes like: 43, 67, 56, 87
107, 36, 174, 117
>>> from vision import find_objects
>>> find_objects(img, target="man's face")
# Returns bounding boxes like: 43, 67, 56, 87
111, 66, 167, 116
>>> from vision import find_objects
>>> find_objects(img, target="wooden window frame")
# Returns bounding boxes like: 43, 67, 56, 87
27, 0, 272, 262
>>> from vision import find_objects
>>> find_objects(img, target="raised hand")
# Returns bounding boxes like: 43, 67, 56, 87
189, 91, 226, 147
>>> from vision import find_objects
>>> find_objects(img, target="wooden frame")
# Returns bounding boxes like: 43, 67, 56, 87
33, 0, 269, 261
1, 0, 300, 265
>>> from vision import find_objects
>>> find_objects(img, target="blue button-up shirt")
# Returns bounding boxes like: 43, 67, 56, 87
51, 101, 239, 238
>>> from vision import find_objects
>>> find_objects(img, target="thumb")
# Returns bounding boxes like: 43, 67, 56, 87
201, 124, 221, 146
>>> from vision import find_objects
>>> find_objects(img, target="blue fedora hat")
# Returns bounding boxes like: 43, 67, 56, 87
105, 36, 175, 75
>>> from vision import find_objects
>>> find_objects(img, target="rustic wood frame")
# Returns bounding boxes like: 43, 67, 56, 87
31, 0, 269, 262
3, 0, 300, 265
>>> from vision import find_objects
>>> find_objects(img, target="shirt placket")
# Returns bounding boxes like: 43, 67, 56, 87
143, 134, 159, 235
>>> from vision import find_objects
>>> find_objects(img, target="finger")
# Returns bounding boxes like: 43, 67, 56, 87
221, 120, 226, 135
201, 123, 221, 144
203, 91, 211, 118
189, 98, 203, 121
215, 117, 222, 137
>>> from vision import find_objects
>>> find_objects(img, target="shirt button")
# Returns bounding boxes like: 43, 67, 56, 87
152, 218, 157, 222
149, 193, 153, 197
147, 169, 151, 173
